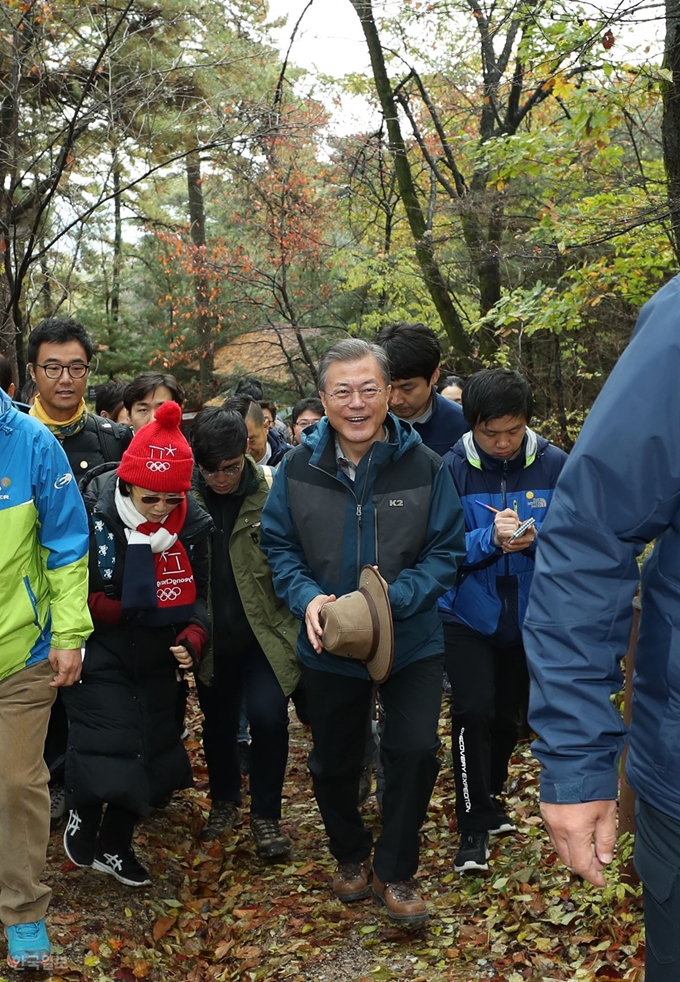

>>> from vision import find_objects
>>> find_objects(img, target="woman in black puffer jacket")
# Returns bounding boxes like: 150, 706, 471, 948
62, 402, 212, 887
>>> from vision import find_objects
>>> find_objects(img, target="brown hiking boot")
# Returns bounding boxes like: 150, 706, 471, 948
332, 858, 372, 902
200, 801, 241, 841
250, 815, 291, 861
372, 875, 429, 924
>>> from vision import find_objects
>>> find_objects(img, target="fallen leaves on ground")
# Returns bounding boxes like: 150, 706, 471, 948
37, 688, 645, 982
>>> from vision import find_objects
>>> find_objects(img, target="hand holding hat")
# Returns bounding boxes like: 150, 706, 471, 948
319, 566, 394, 683
305, 592, 337, 653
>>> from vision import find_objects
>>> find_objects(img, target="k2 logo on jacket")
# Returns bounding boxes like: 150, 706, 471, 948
389, 499, 404, 507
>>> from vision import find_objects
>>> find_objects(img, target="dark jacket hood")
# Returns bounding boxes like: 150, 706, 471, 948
267, 426, 292, 465
0, 387, 18, 433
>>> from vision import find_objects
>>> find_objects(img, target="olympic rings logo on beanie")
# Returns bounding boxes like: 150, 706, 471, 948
117, 401, 194, 492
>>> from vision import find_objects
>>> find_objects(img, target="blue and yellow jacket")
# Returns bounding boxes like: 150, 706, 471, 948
0, 388, 92, 681
438, 429, 567, 644
261, 414, 465, 676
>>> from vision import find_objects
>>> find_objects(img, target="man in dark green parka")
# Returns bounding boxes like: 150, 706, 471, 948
190, 407, 300, 860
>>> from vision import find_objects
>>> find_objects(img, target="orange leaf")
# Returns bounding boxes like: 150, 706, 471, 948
292, 862, 316, 876
152, 915, 177, 941
214, 939, 235, 960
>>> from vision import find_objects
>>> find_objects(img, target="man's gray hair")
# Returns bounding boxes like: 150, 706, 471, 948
318, 339, 391, 393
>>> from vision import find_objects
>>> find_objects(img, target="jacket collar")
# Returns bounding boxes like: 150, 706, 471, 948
303, 412, 421, 474
462, 427, 539, 470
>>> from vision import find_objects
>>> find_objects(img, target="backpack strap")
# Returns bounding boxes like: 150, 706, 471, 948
260, 464, 275, 489
91, 414, 131, 463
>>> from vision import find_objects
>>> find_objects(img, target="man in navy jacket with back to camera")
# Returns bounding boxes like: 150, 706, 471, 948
524, 276, 680, 982
261, 339, 465, 926
439, 369, 567, 874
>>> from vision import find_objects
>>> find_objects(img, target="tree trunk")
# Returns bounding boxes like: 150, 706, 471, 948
186, 150, 215, 401
663, 0, 680, 262
0, 289, 19, 387
349, 0, 472, 357
111, 149, 122, 324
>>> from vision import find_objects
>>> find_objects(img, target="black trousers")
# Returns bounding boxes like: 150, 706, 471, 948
444, 621, 528, 833
44, 692, 69, 783
635, 798, 680, 981
196, 644, 289, 819
303, 655, 443, 883
79, 803, 138, 851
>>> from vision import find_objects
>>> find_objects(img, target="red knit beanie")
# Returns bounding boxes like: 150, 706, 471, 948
117, 401, 194, 492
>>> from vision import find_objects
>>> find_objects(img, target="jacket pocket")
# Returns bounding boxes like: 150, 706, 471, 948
23, 575, 48, 642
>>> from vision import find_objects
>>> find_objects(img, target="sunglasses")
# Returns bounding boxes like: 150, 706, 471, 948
138, 494, 185, 506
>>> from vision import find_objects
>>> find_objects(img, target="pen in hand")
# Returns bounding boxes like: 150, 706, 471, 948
475, 500, 501, 514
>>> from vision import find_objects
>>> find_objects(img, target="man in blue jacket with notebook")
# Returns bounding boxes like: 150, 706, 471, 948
439, 368, 567, 874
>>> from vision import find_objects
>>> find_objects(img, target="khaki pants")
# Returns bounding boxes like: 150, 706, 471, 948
0, 660, 56, 926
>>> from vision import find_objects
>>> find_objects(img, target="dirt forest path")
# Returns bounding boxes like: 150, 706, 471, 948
33, 689, 645, 982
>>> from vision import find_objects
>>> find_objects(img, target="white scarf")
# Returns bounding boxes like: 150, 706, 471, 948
114, 481, 178, 553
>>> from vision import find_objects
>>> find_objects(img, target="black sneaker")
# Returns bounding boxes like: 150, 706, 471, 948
92, 846, 151, 886
63, 809, 98, 868
488, 795, 516, 835
250, 815, 291, 860
200, 801, 241, 841
454, 832, 490, 873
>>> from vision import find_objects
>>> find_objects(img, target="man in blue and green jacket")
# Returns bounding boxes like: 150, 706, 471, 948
438, 368, 567, 875
261, 339, 465, 925
0, 386, 92, 970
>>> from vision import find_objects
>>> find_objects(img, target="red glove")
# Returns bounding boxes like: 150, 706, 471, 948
175, 623, 208, 662
88, 592, 122, 624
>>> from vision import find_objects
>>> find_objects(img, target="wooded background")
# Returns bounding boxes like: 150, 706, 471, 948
1, 0, 676, 445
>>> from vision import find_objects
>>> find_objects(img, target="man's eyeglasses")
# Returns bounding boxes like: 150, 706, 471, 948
294, 418, 320, 429
200, 462, 244, 478
324, 386, 384, 405
35, 362, 90, 380
139, 494, 185, 506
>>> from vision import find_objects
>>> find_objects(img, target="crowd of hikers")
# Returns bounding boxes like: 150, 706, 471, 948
2, 281, 680, 979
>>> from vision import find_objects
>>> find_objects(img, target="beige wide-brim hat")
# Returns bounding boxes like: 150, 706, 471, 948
320, 565, 394, 684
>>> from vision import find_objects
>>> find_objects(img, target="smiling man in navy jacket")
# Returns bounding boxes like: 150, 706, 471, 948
375, 321, 468, 456
261, 339, 465, 926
